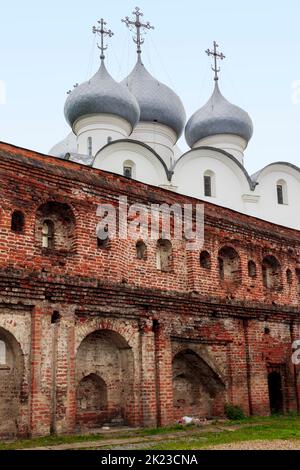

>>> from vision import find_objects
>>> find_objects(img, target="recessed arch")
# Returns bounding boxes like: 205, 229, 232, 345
0, 327, 24, 437
218, 246, 241, 284
76, 329, 134, 429
156, 239, 173, 272
262, 255, 282, 290
36, 202, 76, 252
11, 210, 25, 233
172, 349, 225, 419
200, 250, 211, 269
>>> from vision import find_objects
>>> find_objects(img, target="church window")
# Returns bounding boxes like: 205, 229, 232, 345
42, 220, 54, 249
87, 137, 93, 157
11, 211, 25, 233
277, 180, 288, 205
156, 239, 172, 272
204, 170, 216, 197
123, 160, 136, 179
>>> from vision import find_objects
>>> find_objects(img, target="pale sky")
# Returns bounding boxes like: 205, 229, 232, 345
1, 0, 300, 174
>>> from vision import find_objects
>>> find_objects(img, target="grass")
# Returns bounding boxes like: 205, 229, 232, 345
143, 415, 300, 450
0, 424, 192, 450
1, 415, 300, 450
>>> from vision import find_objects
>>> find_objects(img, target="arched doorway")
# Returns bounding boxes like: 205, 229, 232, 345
76, 330, 134, 429
0, 327, 24, 437
172, 349, 225, 420
268, 371, 284, 414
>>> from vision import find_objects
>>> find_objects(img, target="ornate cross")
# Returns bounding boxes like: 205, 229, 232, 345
122, 7, 154, 55
205, 41, 226, 81
93, 18, 114, 61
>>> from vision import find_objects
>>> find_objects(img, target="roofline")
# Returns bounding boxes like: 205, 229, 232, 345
252, 161, 300, 182
94, 138, 173, 181
173, 146, 256, 191
1, 140, 300, 240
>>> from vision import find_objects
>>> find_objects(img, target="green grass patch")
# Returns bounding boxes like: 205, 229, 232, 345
2, 415, 300, 450
144, 415, 300, 450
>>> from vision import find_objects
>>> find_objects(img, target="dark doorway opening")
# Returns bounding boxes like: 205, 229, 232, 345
268, 371, 284, 414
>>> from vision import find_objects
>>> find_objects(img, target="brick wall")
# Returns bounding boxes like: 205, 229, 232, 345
0, 141, 299, 437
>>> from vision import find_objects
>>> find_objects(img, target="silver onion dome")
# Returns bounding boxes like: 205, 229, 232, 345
64, 61, 140, 129
185, 82, 253, 148
122, 58, 186, 138
49, 132, 77, 158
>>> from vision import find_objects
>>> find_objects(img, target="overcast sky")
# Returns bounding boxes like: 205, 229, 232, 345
1, 0, 300, 174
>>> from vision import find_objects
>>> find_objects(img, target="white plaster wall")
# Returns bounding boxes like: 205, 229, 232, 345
74, 114, 132, 156
93, 141, 170, 187
193, 134, 247, 165
172, 149, 250, 213
131, 122, 177, 168
253, 165, 300, 230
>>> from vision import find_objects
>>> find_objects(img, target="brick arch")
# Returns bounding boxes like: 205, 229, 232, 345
35, 201, 77, 252
75, 325, 136, 429
218, 245, 241, 284
172, 348, 226, 420
0, 327, 25, 437
75, 318, 138, 352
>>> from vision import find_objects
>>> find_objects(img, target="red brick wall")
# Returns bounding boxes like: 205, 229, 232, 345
0, 142, 299, 437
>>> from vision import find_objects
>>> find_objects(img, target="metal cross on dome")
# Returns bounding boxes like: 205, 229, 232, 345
122, 7, 154, 56
93, 18, 114, 61
205, 41, 226, 81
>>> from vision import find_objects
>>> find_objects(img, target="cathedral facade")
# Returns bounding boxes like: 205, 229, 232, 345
1, 9, 300, 438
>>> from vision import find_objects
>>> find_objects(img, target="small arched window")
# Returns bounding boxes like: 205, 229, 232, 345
87, 137, 93, 157
218, 246, 240, 284
42, 220, 54, 249
262, 255, 282, 290
97, 224, 109, 249
0, 340, 6, 365
248, 260, 257, 278
11, 210, 25, 233
156, 239, 172, 272
204, 170, 216, 198
277, 179, 288, 205
136, 240, 147, 260
123, 160, 136, 180
286, 269, 293, 285
200, 251, 211, 269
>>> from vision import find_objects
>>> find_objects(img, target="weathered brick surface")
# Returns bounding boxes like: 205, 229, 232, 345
0, 141, 299, 437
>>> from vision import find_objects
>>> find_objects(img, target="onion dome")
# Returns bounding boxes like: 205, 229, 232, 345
64, 60, 140, 130
49, 132, 77, 158
122, 57, 186, 138
185, 82, 253, 148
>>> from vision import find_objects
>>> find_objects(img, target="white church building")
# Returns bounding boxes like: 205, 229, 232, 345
49, 9, 300, 231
